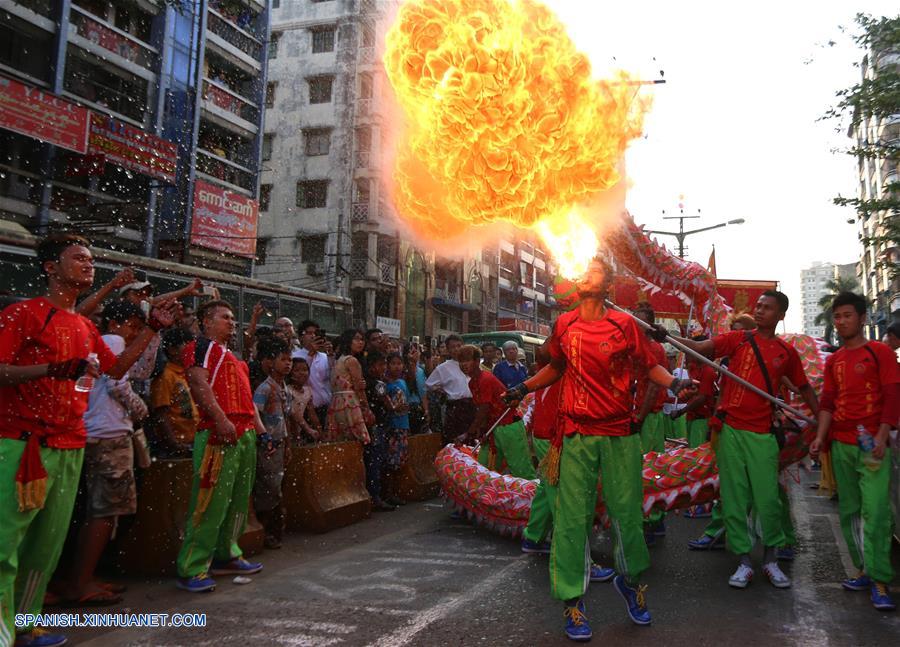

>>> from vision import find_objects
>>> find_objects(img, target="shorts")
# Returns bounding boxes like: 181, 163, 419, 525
84, 435, 137, 518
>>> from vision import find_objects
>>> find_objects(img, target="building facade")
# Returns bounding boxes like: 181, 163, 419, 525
800, 261, 834, 337
851, 49, 900, 339
0, 0, 269, 273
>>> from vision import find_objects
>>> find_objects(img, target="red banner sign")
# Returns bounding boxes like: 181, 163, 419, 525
716, 279, 778, 315
88, 113, 178, 183
0, 76, 89, 153
190, 179, 258, 258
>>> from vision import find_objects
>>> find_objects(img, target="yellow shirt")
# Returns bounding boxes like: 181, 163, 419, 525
150, 363, 199, 444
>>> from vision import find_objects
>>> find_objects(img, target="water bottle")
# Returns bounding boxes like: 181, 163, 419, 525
856, 425, 882, 471
74, 352, 98, 393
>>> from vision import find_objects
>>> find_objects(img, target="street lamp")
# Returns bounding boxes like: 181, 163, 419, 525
647, 211, 746, 259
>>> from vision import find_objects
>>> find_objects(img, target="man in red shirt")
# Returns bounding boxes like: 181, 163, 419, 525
457, 345, 535, 479
0, 233, 175, 647
505, 257, 693, 639
176, 300, 267, 593
673, 290, 818, 591
675, 345, 718, 449
811, 292, 900, 611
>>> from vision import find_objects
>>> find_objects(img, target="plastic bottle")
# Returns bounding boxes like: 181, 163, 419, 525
74, 352, 98, 393
856, 425, 882, 471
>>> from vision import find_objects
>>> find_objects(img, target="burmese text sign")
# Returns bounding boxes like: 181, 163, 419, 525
190, 180, 258, 258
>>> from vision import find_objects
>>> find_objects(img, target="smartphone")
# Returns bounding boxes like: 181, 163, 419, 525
201, 285, 217, 297
140, 300, 151, 317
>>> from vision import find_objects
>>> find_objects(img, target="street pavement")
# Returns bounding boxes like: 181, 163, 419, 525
69, 470, 899, 647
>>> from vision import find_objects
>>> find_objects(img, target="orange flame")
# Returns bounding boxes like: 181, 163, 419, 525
383, 0, 649, 276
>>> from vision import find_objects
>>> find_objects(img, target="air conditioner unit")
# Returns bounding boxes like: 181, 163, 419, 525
307, 262, 324, 276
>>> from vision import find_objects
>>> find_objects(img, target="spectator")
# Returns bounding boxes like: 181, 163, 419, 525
403, 342, 429, 434
63, 300, 149, 606
425, 334, 474, 444
253, 338, 293, 550
481, 342, 499, 371
0, 233, 176, 647
176, 299, 266, 593
287, 357, 321, 444
180, 306, 200, 336
493, 340, 528, 388
386, 338, 402, 355
76, 267, 135, 318
437, 341, 449, 363
365, 328, 389, 359
294, 320, 332, 424
248, 327, 275, 391
884, 321, 900, 352
274, 317, 300, 351
364, 351, 396, 512
150, 328, 199, 458
325, 329, 372, 443
384, 352, 411, 479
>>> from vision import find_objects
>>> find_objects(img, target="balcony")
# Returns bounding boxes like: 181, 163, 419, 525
379, 262, 396, 286
63, 54, 148, 125
69, 6, 157, 75
196, 149, 255, 194
3, 0, 54, 29
355, 151, 372, 169
201, 78, 259, 136
351, 202, 369, 223
349, 257, 372, 280
206, 9, 262, 74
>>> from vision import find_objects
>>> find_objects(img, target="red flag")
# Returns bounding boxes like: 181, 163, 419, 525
707, 246, 717, 277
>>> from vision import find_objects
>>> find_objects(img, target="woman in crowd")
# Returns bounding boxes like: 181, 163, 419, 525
403, 341, 429, 434
325, 329, 373, 443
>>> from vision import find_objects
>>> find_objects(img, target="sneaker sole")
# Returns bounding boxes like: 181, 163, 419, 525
728, 577, 751, 589
613, 578, 651, 626
842, 583, 869, 592
872, 603, 897, 611
209, 566, 263, 576
768, 579, 791, 589
589, 573, 615, 583
175, 582, 216, 593
521, 547, 551, 554
565, 631, 593, 642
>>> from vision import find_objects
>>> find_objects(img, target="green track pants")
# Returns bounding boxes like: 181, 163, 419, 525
717, 424, 784, 555
0, 440, 84, 644
640, 413, 666, 526
703, 483, 795, 548
477, 419, 536, 479
550, 433, 648, 600
687, 418, 709, 449
177, 430, 256, 578
523, 438, 555, 544
831, 441, 894, 583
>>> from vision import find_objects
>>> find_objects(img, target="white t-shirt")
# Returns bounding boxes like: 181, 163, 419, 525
425, 359, 472, 400
85, 335, 132, 439
662, 366, 689, 414
293, 348, 332, 408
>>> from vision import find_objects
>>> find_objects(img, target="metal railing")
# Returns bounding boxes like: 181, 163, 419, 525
196, 149, 255, 192
206, 8, 263, 60
202, 78, 259, 124
351, 202, 369, 222
349, 257, 370, 279
379, 262, 396, 286
15, 0, 52, 17
64, 70, 147, 123
69, 6, 157, 71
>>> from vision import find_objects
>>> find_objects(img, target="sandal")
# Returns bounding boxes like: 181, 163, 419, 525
61, 590, 123, 607
98, 581, 128, 594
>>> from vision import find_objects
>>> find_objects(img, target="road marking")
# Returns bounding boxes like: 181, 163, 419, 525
372, 556, 507, 567
368, 556, 529, 647
808, 513, 856, 578
357, 549, 519, 562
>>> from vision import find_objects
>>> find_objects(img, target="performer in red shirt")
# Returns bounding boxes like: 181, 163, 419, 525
673, 290, 818, 591
458, 345, 535, 479
811, 292, 900, 611
504, 257, 694, 638
176, 300, 267, 593
675, 345, 718, 449
0, 233, 175, 647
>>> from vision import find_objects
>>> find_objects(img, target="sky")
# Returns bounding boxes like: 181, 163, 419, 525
540, 0, 896, 332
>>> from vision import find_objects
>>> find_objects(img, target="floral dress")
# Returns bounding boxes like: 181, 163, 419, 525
325, 355, 370, 444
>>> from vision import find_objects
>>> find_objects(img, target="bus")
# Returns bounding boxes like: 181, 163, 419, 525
0, 227, 352, 355
461, 331, 547, 366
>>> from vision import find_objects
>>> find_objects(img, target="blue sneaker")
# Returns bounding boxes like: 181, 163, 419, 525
589, 564, 615, 582
210, 557, 262, 576
687, 533, 725, 550
870, 582, 896, 611
176, 573, 216, 593
521, 538, 551, 554
613, 575, 651, 625
684, 504, 712, 519
563, 600, 592, 641
14, 630, 68, 647
842, 573, 871, 591
776, 547, 795, 561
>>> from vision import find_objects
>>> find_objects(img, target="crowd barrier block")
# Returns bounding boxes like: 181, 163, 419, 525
282, 441, 371, 532
116, 458, 262, 576
383, 432, 442, 502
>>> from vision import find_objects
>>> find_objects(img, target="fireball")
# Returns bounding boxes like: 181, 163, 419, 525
383, 0, 649, 276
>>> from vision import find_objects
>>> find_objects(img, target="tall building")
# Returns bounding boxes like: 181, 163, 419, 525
850, 48, 900, 339
800, 261, 835, 337
0, 0, 270, 273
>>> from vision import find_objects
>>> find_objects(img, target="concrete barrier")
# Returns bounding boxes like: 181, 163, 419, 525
116, 458, 263, 576
282, 441, 372, 532
383, 432, 443, 502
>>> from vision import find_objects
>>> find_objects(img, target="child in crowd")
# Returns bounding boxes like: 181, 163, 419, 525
287, 357, 321, 444
364, 352, 396, 511
149, 328, 198, 457
385, 352, 411, 487
252, 338, 293, 549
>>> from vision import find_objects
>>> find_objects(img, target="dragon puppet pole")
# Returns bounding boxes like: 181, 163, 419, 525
604, 299, 816, 426
472, 407, 513, 454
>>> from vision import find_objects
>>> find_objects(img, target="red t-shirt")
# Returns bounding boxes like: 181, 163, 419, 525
821, 341, 900, 444
183, 337, 256, 434
633, 339, 668, 413
0, 297, 117, 448
549, 308, 658, 436
469, 369, 517, 429
687, 362, 718, 420
712, 330, 808, 433
531, 381, 562, 440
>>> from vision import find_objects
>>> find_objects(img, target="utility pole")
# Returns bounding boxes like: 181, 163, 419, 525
647, 209, 745, 259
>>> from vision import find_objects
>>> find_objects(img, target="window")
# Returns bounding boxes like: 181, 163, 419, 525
259, 184, 272, 211
262, 134, 274, 161
304, 129, 331, 156
356, 126, 371, 152
265, 81, 277, 108
296, 180, 328, 208
272, 0, 280, 7
359, 72, 373, 99
301, 235, 327, 263
308, 76, 333, 104
311, 27, 335, 53
269, 32, 280, 59
361, 25, 375, 48
355, 178, 370, 204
